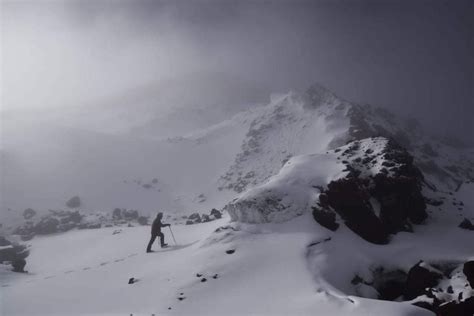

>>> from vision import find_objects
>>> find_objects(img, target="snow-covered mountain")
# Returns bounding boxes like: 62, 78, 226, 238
1, 84, 473, 315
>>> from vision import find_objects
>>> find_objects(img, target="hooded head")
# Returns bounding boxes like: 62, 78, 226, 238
157, 212, 163, 220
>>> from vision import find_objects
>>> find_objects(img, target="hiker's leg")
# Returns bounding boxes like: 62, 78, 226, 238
147, 235, 157, 252
159, 232, 166, 246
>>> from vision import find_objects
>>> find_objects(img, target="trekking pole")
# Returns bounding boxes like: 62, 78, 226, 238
169, 226, 177, 245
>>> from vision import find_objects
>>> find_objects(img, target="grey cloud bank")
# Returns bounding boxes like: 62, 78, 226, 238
1, 0, 473, 142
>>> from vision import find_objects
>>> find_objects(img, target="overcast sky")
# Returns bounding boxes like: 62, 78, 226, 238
1, 0, 473, 142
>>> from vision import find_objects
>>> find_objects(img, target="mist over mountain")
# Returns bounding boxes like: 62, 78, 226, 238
1, 1, 473, 316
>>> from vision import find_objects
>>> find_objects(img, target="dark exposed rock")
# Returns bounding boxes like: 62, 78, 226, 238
23, 208, 36, 220
34, 217, 60, 235
325, 177, 389, 244
463, 261, 474, 288
311, 206, 339, 231
315, 138, 427, 244
437, 297, 474, 316
372, 268, 408, 301
185, 220, 194, 225
12, 259, 27, 273
0, 237, 29, 273
201, 214, 211, 222
78, 223, 101, 229
210, 208, 222, 219
404, 261, 443, 300
121, 209, 139, 220
59, 211, 83, 224
459, 218, 474, 231
66, 196, 81, 208
112, 208, 122, 220
137, 216, 148, 226
226, 249, 235, 254
188, 213, 202, 223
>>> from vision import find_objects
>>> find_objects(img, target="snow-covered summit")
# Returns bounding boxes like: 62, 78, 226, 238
225, 137, 427, 243
217, 84, 473, 195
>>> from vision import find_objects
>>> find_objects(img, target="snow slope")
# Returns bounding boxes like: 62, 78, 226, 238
2, 84, 472, 224
2, 84, 473, 315
1, 213, 435, 316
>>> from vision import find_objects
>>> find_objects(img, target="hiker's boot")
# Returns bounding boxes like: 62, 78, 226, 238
161, 243, 168, 248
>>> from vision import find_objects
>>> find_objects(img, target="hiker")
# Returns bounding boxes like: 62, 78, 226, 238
146, 212, 171, 253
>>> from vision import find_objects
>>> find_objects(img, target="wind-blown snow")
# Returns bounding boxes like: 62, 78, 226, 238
1, 213, 435, 316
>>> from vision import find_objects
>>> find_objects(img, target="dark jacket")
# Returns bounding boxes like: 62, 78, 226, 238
151, 217, 169, 235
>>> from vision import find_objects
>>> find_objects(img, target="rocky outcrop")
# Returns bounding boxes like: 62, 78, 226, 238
0, 236, 29, 273
404, 261, 443, 300
313, 138, 427, 244
311, 207, 339, 231
185, 209, 223, 225
464, 261, 474, 288
354, 260, 474, 315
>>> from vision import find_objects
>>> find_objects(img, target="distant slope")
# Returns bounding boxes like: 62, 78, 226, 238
2, 84, 472, 225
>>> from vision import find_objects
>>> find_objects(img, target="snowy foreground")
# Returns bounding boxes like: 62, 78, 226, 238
4, 212, 463, 315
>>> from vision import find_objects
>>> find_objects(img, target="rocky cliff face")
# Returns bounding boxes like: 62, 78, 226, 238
226, 137, 428, 244
313, 138, 427, 244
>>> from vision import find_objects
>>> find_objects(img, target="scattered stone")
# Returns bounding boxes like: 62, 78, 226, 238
201, 278, 207, 282
226, 249, 235, 254
128, 277, 135, 284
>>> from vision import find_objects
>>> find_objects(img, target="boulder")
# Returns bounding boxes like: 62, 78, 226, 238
463, 261, 474, 288
112, 208, 122, 220
137, 216, 148, 225
0, 237, 29, 273
404, 261, 443, 300
66, 196, 81, 208
12, 259, 27, 273
311, 206, 339, 231
210, 208, 222, 219
122, 209, 139, 220
34, 217, 60, 235
188, 213, 202, 223
201, 214, 211, 222
23, 208, 36, 220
